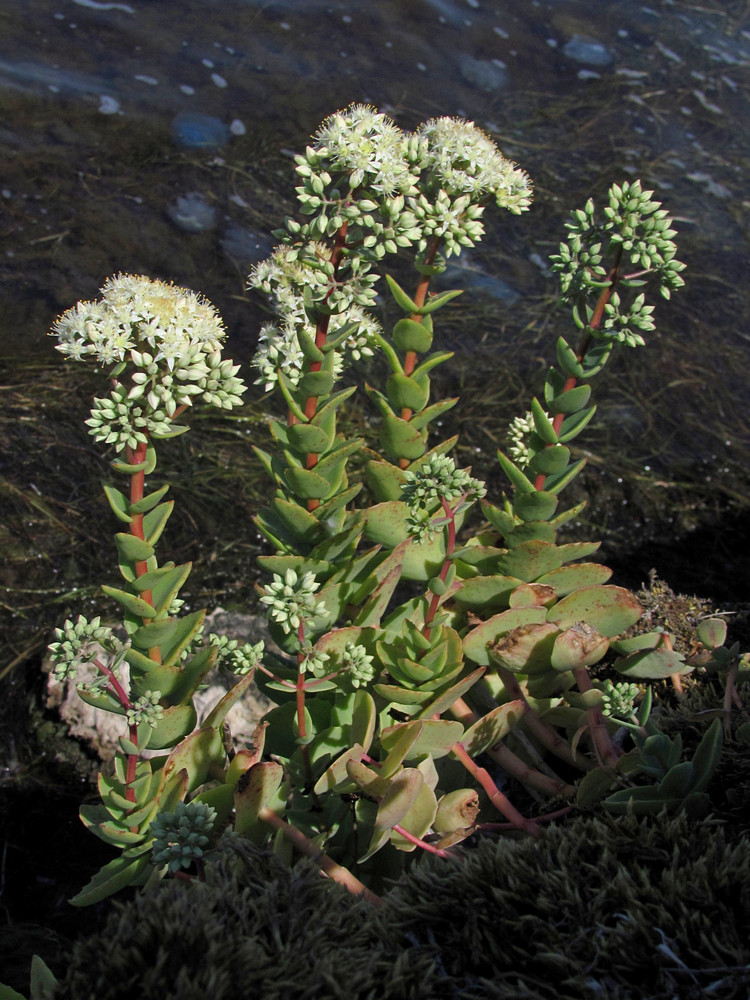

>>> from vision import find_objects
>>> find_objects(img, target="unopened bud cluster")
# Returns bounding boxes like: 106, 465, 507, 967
259, 569, 328, 636
48, 615, 117, 681
402, 454, 485, 542
150, 801, 217, 873
209, 634, 265, 676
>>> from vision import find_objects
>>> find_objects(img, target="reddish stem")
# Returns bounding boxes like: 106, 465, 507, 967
533, 250, 623, 492
492, 662, 592, 771
422, 496, 457, 641
258, 806, 383, 906
392, 824, 457, 859
572, 666, 621, 767
451, 741, 542, 837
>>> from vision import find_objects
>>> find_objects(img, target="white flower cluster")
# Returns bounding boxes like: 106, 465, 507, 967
312, 104, 420, 197
251, 106, 533, 395
51, 275, 246, 453
417, 118, 532, 212
507, 411, 536, 468
259, 569, 328, 636
249, 244, 382, 391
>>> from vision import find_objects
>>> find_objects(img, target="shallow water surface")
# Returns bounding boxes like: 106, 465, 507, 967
1, 0, 749, 576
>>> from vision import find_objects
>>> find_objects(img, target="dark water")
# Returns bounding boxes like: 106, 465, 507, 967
1, 0, 749, 558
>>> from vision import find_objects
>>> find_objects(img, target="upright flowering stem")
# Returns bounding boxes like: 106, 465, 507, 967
296, 623, 315, 789
402, 234, 441, 385
93, 655, 138, 802
423, 496, 457, 642
124, 441, 154, 606
534, 249, 623, 492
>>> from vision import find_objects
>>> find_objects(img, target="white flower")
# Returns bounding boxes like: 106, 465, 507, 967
507, 411, 537, 468
312, 104, 418, 196
50, 275, 246, 451
418, 118, 532, 213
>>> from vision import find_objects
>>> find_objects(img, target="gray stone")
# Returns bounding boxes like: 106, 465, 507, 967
45, 608, 273, 764
458, 54, 508, 92
167, 192, 218, 233
171, 112, 231, 149
562, 35, 614, 67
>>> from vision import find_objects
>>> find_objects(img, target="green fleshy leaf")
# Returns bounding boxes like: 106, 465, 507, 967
513, 490, 559, 522
459, 700, 524, 756
380, 719, 464, 760
536, 562, 612, 596
271, 497, 325, 543
462, 608, 547, 666
129, 484, 170, 515
528, 446, 570, 476
69, 854, 151, 907
202, 671, 256, 730
234, 762, 284, 842
496, 449, 535, 494
416, 288, 463, 315
111, 458, 148, 475
283, 465, 332, 500
690, 718, 723, 793
613, 647, 690, 679
115, 532, 155, 563
557, 405, 597, 443
408, 397, 458, 431
543, 458, 587, 495
385, 273, 419, 313
287, 422, 333, 454
381, 414, 427, 461
555, 337, 585, 378
365, 458, 406, 502
297, 326, 325, 362
103, 484, 133, 524
299, 369, 335, 397
494, 540, 565, 581
386, 372, 430, 412
531, 397, 558, 445
146, 703, 197, 751
392, 317, 434, 353
489, 622, 560, 674
101, 585, 156, 619
390, 781, 438, 852
548, 384, 591, 416
547, 585, 642, 638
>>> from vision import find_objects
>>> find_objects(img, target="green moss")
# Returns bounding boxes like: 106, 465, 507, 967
55, 812, 750, 1000
55, 834, 446, 1000
377, 810, 750, 999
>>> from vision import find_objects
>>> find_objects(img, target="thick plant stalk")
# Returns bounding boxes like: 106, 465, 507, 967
533, 250, 623, 493
492, 662, 592, 771
451, 742, 542, 837
449, 698, 576, 797
258, 807, 383, 906
572, 666, 620, 768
